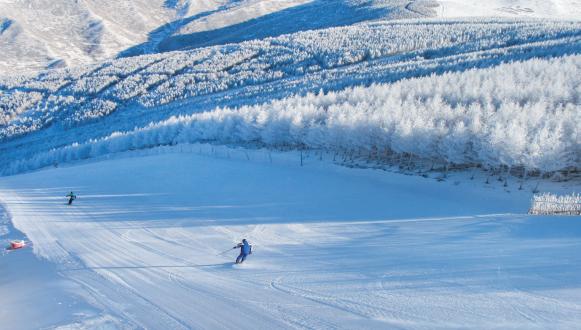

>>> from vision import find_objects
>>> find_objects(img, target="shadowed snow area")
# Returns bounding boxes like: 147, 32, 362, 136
0, 149, 580, 329
131, 0, 419, 55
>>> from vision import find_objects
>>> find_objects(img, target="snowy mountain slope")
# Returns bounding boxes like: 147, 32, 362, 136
1, 147, 580, 329
4, 1, 579, 76
437, 0, 581, 19
0, 0, 312, 75
0, 0, 179, 74
0, 17, 56, 73
122, 0, 316, 55
1, 18, 580, 175
0, 0, 433, 75
146, 0, 425, 54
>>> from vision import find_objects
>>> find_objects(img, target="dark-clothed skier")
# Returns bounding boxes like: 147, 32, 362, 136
234, 239, 252, 264
66, 191, 77, 205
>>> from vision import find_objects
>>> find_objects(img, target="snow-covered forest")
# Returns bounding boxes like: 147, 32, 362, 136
529, 193, 581, 215
3, 55, 580, 176
1, 19, 580, 175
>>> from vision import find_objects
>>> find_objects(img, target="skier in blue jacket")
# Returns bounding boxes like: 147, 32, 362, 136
234, 239, 252, 264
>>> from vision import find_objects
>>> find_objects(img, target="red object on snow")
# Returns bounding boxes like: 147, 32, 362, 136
10, 240, 26, 249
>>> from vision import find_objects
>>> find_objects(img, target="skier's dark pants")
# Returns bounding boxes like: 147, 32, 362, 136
236, 252, 248, 264
68, 197, 74, 205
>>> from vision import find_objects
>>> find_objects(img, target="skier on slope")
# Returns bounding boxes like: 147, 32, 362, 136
66, 191, 77, 205
233, 239, 252, 264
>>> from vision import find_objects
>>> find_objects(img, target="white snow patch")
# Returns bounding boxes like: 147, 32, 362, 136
436, 0, 581, 19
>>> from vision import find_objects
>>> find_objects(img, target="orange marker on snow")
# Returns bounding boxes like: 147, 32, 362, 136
10, 240, 26, 249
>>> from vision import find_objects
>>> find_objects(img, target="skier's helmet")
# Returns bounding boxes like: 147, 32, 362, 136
242, 239, 247, 243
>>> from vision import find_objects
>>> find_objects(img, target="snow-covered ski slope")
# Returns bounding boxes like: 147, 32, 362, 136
0, 206, 99, 329
2, 18, 581, 175
1, 2, 580, 328
1, 147, 580, 329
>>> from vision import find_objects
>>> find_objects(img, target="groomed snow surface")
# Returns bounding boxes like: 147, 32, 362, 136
0, 208, 100, 329
1, 147, 580, 329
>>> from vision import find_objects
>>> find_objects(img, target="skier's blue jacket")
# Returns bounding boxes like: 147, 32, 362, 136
236, 241, 252, 255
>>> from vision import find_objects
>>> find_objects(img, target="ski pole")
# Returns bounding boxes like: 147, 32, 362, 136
216, 247, 235, 256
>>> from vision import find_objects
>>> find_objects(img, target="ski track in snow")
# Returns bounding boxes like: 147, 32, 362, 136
1, 150, 580, 329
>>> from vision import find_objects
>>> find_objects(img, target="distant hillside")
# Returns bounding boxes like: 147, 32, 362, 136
5, 1, 580, 76
0, 0, 431, 76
